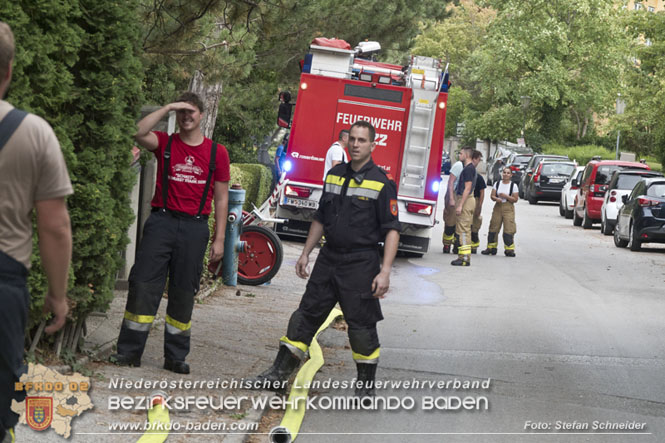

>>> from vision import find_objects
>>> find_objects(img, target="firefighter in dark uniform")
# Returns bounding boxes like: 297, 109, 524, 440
110, 92, 230, 374
251, 121, 400, 398
470, 150, 486, 253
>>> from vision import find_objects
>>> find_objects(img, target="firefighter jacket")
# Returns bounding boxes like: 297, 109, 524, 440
314, 159, 401, 250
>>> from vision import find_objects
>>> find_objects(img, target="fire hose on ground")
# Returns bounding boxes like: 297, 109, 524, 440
269, 308, 343, 443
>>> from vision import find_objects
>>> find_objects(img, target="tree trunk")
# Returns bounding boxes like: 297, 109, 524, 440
189, 70, 223, 139
572, 108, 581, 140
582, 115, 589, 138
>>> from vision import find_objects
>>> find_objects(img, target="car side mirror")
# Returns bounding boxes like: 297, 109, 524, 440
622, 195, 628, 204
571, 179, 578, 187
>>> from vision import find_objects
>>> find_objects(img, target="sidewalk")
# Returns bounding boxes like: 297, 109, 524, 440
16, 240, 334, 442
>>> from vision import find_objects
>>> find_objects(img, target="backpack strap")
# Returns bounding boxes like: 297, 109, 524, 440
0, 109, 28, 153
161, 135, 173, 211
195, 141, 218, 218
510, 182, 515, 196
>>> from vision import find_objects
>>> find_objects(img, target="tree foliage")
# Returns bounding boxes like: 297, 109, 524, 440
471, 0, 629, 143
415, 0, 632, 146
135, 0, 452, 158
617, 9, 665, 162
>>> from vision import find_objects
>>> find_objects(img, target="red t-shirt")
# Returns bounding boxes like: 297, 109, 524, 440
151, 131, 230, 215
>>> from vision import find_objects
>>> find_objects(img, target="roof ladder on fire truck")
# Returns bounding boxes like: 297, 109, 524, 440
399, 56, 443, 199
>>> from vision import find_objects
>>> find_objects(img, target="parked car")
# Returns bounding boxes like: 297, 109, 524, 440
573, 160, 650, 229
441, 151, 452, 174
519, 154, 570, 198
559, 166, 585, 218
614, 177, 665, 251
600, 170, 663, 235
525, 161, 577, 204
507, 154, 534, 185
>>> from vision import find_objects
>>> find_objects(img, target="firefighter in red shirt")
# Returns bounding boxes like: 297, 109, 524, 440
111, 92, 230, 374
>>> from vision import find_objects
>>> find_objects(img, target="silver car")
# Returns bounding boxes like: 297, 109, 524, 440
559, 166, 584, 219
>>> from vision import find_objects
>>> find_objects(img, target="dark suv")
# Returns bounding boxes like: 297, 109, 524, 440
525, 161, 577, 204
519, 154, 570, 198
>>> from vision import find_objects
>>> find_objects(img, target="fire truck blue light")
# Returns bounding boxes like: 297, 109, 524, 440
431, 180, 440, 193
283, 160, 293, 172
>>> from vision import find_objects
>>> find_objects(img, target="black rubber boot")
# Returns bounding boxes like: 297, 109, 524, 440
451, 258, 470, 266
164, 359, 190, 374
249, 346, 301, 392
471, 232, 480, 254
503, 233, 515, 257
443, 245, 450, 254
354, 363, 377, 400
481, 232, 498, 255
109, 353, 141, 367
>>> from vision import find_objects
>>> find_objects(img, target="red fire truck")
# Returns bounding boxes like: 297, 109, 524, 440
275, 39, 449, 255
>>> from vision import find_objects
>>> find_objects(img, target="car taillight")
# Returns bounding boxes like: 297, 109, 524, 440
406, 203, 433, 215
638, 197, 661, 207
533, 164, 543, 182
590, 184, 607, 197
285, 185, 312, 198
510, 165, 519, 173
609, 190, 617, 202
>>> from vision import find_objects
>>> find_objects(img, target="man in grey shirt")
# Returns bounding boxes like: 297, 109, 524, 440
0, 22, 73, 442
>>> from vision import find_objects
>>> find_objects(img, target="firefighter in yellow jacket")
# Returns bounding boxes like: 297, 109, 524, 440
482, 166, 519, 257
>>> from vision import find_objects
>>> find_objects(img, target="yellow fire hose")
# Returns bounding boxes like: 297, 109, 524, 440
136, 391, 169, 443
269, 308, 343, 443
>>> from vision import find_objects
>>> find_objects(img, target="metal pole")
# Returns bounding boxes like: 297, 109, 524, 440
615, 94, 625, 160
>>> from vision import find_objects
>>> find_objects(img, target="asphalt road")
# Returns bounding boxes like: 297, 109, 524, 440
13, 176, 665, 443
296, 176, 665, 442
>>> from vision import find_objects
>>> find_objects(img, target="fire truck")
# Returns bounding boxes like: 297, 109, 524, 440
275, 39, 449, 255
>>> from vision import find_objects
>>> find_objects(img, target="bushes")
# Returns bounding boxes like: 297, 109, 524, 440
5, 1, 144, 352
231, 164, 273, 211
541, 144, 614, 166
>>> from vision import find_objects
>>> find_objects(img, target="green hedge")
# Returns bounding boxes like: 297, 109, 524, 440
542, 144, 663, 171
231, 164, 273, 211
4, 1, 143, 350
541, 144, 614, 166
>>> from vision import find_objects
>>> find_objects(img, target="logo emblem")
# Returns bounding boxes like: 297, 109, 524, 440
26, 397, 53, 431
291, 152, 300, 158
390, 199, 398, 216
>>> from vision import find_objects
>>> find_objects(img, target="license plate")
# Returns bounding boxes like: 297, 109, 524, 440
283, 197, 318, 209
549, 178, 563, 184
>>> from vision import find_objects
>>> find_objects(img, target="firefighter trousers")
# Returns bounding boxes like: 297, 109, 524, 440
487, 202, 516, 251
282, 247, 383, 364
442, 191, 457, 246
471, 213, 483, 252
117, 210, 209, 362
455, 194, 476, 261
0, 252, 29, 440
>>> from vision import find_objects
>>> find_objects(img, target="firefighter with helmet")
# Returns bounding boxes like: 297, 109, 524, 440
249, 121, 400, 399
